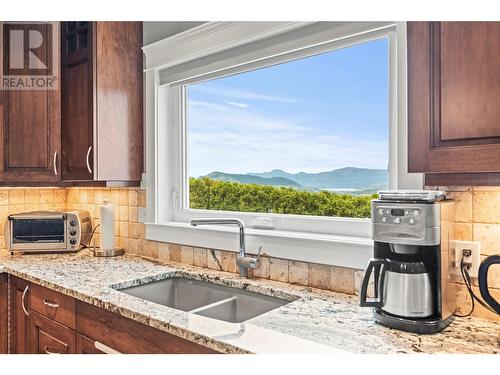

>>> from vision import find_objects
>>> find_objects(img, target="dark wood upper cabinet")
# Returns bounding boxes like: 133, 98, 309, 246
0, 22, 61, 183
408, 22, 500, 185
61, 21, 143, 183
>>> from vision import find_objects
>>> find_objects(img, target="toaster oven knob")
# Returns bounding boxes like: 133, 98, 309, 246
69, 229, 77, 236
70, 238, 77, 246
69, 220, 77, 227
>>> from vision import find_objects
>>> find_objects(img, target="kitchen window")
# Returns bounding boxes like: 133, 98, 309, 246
143, 22, 422, 268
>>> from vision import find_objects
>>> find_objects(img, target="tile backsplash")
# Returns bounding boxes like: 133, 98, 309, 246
0, 186, 499, 322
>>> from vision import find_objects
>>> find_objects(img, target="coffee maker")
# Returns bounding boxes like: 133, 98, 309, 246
359, 190, 456, 334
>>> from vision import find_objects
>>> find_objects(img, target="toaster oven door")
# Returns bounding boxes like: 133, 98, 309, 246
9, 217, 67, 251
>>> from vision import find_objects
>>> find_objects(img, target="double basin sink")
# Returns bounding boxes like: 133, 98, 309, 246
116, 277, 290, 323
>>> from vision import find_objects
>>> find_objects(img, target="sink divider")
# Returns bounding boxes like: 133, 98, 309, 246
188, 296, 238, 314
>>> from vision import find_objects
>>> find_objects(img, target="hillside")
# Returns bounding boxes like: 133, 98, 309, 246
204, 171, 301, 187
250, 167, 388, 189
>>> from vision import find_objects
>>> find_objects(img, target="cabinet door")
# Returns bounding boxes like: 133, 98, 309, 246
9, 276, 30, 354
0, 22, 61, 183
27, 311, 75, 354
0, 274, 7, 354
61, 21, 94, 181
408, 22, 500, 181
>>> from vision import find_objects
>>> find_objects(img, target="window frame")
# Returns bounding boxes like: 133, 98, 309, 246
143, 22, 422, 269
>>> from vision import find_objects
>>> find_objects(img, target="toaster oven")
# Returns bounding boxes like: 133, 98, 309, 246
4, 211, 92, 254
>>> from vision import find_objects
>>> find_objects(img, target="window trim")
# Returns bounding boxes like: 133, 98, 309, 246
143, 21, 423, 269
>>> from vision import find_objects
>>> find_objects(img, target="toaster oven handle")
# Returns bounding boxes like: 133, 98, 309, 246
359, 258, 387, 308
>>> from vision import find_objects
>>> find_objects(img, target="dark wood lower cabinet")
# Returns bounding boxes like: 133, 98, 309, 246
28, 311, 75, 354
76, 301, 217, 354
9, 276, 30, 354
0, 274, 7, 354
5, 276, 219, 354
76, 334, 106, 354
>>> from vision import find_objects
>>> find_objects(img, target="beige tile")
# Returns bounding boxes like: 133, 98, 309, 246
158, 242, 170, 262
0, 190, 9, 205
308, 263, 331, 290
119, 189, 129, 205
79, 190, 88, 204
119, 206, 129, 221
473, 191, 500, 223
207, 249, 222, 270
128, 190, 138, 206
144, 241, 159, 259
220, 251, 237, 273
0, 206, 9, 221
288, 261, 308, 286
456, 284, 500, 322
9, 190, 24, 204
480, 255, 500, 289
129, 222, 145, 239
119, 222, 129, 238
269, 258, 289, 282
180, 245, 194, 265
128, 239, 139, 255
330, 266, 355, 294
102, 189, 111, 202
138, 190, 146, 207
169, 243, 182, 262
86, 189, 96, 204
449, 191, 472, 223
354, 269, 375, 298
110, 189, 120, 205
473, 224, 500, 256
66, 189, 79, 204
253, 256, 270, 279
54, 189, 66, 203
193, 247, 208, 268
129, 207, 138, 222
454, 223, 473, 241
24, 189, 40, 204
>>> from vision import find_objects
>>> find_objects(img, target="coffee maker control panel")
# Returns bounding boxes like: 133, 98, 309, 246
371, 200, 442, 246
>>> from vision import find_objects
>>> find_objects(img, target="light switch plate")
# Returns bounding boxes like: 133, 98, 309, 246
451, 240, 481, 278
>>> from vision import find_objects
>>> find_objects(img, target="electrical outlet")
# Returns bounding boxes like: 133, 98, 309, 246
451, 240, 481, 277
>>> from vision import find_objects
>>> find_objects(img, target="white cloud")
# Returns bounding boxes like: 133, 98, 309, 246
187, 100, 388, 177
189, 85, 300, 104
224, 101, 250, 109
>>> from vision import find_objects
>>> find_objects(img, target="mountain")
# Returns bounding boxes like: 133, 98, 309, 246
204, 171, 301, 187
249, 167, 388, 189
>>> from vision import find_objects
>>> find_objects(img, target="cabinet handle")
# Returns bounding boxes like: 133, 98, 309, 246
21, 285, 29, 316
43, 299, 59, 309
44, 346, 59, 354
94, 341, 121, 354
53, 151, 58, 175
86, 146, 93, 174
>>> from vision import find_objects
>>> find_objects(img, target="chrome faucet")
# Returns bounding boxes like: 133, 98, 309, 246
190, 218, 262, 278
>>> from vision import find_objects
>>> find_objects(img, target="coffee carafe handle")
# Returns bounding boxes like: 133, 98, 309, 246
478, 255, 500, 314
360, 258, 387, 308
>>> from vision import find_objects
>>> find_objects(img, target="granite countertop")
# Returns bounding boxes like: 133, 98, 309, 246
0, 250, 498, 354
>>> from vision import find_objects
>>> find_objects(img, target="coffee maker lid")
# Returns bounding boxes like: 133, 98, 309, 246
386, 259, 428, 274
378, 190, 446, 202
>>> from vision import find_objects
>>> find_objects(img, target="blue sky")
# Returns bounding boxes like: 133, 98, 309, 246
187, 37, 389, 178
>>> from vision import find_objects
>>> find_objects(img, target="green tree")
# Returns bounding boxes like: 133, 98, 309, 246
189, 177, 375, 218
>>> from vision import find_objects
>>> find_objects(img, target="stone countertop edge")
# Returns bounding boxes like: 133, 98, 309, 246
0, 251, 498, 354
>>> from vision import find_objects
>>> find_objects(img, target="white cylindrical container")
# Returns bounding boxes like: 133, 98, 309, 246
100, 199, 115, 250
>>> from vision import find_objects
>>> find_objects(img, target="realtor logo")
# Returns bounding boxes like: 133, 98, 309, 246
1, 22, 58, 90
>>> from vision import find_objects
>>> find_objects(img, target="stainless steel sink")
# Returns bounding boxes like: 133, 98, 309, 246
117, 277, 289, 323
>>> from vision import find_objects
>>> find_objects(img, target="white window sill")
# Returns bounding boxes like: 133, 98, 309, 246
145, 221, 373, 269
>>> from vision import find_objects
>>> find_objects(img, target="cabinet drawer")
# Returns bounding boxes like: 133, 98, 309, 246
28, 311, 75, 354
30, 284, 75, 329
76, 301, 218, 354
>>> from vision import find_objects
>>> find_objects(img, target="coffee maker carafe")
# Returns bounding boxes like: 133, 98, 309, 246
359, 190, 456, 334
